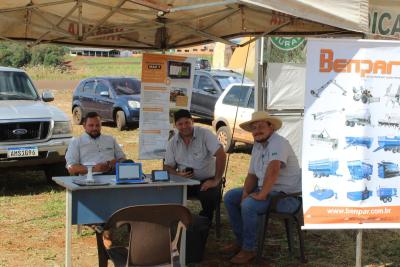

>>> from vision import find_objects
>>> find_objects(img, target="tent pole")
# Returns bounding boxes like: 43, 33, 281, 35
356, 229, 363, 267
255, 37, 264, 111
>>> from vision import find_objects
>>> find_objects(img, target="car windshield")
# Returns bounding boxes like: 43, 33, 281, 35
213, 75, 252, 90
110, 78, 141, 95
0, 71, 39, 100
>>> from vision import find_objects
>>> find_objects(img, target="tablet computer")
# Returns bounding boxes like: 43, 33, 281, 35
151, 170, 170, 182
116, 162, 144, 183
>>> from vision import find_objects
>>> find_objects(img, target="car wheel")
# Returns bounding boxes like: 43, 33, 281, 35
72, 106, 83, 125
217, 126, 235, 153
116, 110, 126, 131
44, 162, 69, 184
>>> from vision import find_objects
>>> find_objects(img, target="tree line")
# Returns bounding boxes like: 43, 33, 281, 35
0, 41, 66, 68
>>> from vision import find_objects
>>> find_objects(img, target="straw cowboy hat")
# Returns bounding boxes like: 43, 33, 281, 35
239, 111, 282, 132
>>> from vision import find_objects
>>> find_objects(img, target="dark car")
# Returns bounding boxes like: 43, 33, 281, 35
190, 69, 253, 120
71, 77, 141, 130
195, 58, 211, 70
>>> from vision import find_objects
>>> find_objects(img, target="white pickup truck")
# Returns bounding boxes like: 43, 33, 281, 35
0, 67, 72, 181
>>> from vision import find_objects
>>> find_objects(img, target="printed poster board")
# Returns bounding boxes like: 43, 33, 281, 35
303, 39, 400, 229
139, 53, 195, 159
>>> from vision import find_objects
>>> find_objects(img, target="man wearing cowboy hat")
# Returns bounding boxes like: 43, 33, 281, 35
223, 111, 301, 264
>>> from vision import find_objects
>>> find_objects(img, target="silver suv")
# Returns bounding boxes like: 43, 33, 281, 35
0, 67, 72, 181
191, 69, 253, 120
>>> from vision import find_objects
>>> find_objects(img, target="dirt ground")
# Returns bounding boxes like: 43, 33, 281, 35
2, 80, 400, 267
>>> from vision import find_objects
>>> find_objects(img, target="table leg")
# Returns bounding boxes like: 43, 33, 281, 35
66, 190, 72, 267
180, 185, 187, 266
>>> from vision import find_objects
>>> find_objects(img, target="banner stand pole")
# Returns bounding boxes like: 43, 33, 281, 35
356, 229, 363, 267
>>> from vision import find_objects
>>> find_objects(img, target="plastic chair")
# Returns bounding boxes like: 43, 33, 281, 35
256, 192, 306, 263
95, 204, 192, 267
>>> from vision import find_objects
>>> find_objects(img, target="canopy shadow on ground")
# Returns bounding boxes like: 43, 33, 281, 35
0, 170, 63, 196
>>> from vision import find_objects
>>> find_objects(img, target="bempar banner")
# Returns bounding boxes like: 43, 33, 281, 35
303, 38, 400, 229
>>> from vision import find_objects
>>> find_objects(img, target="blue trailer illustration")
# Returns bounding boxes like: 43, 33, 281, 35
345, 137, 373, 149
310, 186, 336, 201
378, 161, 400, 178
347, 187, 372, 201
373, 136, 400, 152
376, 187, 397, 203
308, 159, 339, 177
347, 160, 372, 181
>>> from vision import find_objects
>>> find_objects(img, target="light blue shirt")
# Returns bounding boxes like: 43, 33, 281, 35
65, 132, 126, 168
249, 132, 301, 193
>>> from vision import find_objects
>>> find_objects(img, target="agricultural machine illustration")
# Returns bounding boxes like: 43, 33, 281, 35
347, 187, 372, 201
311, 108, 345, 121
310, 186, 337, 201
347, 160, 372, 181
310, 129, 338, 149
384, 84, 400, 107
308, 159, 340, 177
378, 161, 400, 178
376, 187, 397, 203
352, 86, 380, 104
345, 110, 371, 127
310, 79, 347, 98
378, 113, 400, 128
345, 137, 373, 149
373, 136, 400, 152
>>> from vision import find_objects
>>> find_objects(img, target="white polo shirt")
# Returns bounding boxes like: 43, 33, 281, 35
65, 133, 126, 168
249, 132, 301, 193
164, 126, 222, 181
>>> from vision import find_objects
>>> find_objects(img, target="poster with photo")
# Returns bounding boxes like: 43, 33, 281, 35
303, 39, 400, 229
139, 53, 195, 159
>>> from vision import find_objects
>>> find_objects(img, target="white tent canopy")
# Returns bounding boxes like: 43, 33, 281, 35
0, 0, 368, 49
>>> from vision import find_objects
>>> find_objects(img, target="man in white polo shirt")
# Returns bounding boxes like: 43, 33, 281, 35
223, 111, 301, 264
65, 112, 127, 175
164, 109, 227, 222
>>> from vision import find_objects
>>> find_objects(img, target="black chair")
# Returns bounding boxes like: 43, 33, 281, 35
95, 204, 192, 267
215, 176, 226, 238
256, 192, 306, 263
188, 176, 225, 238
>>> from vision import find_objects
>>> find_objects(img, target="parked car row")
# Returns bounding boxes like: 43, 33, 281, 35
0, 63, 252, 183
70, 68, 252, 131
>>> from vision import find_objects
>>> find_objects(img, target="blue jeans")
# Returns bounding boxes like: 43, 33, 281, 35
224, 187, 279, 251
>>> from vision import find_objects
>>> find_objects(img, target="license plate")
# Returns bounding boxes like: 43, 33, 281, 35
7, 147, 39, 158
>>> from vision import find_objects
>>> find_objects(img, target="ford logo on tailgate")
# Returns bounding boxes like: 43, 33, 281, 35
12, 129, 28, 135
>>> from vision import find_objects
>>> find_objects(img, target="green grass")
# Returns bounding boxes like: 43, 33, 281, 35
25, 54, 218, 81
25, 55, 143, 80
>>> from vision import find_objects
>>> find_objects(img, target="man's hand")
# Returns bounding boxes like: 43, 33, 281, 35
249, 191, 268, 201
200, 178, 219, 191
93, 162, 110, 173
176, 171, 193, 179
